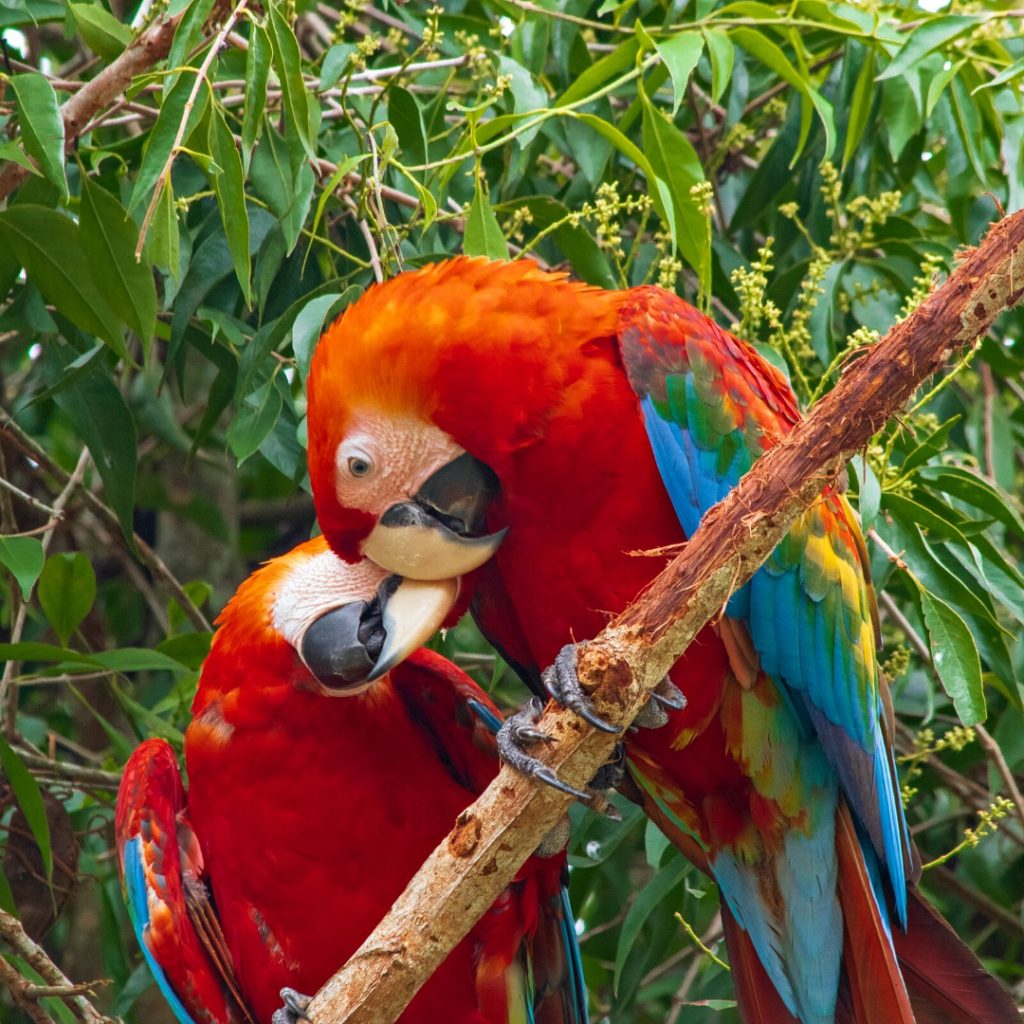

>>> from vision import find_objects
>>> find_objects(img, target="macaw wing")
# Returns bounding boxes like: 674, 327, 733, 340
115, 739, 254, 1024
618, 288, 911, 920
391, 647, 505, 792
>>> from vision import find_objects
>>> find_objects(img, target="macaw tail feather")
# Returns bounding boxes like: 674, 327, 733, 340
720, 903, 801, 1024
834, 802, 915, 1024
894, 887, 1020, 1024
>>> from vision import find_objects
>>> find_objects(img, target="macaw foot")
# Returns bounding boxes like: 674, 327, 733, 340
496, 698, 623, 819
545, 643, 686, 732
272, 988, 312, 1024
498, 698, 592, 801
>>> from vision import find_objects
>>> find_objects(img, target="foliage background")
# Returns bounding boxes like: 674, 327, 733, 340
0, 1, 1022, 1021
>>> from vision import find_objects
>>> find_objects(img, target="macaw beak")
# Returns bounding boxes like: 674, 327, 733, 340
298, 575, 459, 692
362, 452, 507, 581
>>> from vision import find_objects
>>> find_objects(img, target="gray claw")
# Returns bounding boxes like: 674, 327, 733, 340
543, 645, 620, 734
535, 767, 592, 802
497, 701, 592, 802
272, 988, 311, 1024
634, 699, 669, 729
651, 677, 687, 711
633, 677, 687, 730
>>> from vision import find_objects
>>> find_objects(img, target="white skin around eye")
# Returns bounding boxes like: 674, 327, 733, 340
333, 412, 465, 518
272, 548, 391, 649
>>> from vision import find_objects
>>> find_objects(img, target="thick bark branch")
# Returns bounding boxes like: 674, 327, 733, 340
306, 211, 1024, 1024
0, 12, 185, 202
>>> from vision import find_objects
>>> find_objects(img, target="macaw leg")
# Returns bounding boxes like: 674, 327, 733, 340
272, 987, 311, 1024
545, 644, 685, 732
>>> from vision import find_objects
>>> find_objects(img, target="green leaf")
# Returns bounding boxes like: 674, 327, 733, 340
881, 75, 921, 161
877, 15, 976, 82
388, 87, 428, 165
0, 733, 52, 886
900, 416, 959, 474
918, 587, 986, 724
165, 0, 216, 88
143, 175, 181, 275
38, 552, 96, 646
639, 85, 708, 289
0, 643, 99, 666
557, 37, 640, 108
842, 48, 875, 171
266, 1, 315, 162
0, 205, 127, 360
209, 105, 251, 304
242, 24, 272, 162
918, 466, 1024, 540
68, 1, 131, 60
0, 864, 16, 914
732, 27, 835, 162
703, 29, 734, 104
613, 856, 688, 993
227, 377, 283, 464
496, 55, 548, 146
291, 290, 354, 381
90, 648, 192, 673
654, 31, 704, 114
849, 456, 880, 532
129, 70, 210, 212
249, 127, 315, 254
320, 42, 355, 91
10, 72, 67, 198
52, 369, 137, 542
464, 179, 509, 260
0, 536, 45, 599
79, 177, 157, 353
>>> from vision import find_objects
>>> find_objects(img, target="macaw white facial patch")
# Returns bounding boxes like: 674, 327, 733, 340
333, 412, 465, 519
271, 548, 390, 650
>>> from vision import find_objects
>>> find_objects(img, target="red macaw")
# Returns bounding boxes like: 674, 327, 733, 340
304, 257, 1018, 1024
115, 534, 587, 1024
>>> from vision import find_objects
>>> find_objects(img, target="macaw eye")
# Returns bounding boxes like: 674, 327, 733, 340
348, 455, 373, 477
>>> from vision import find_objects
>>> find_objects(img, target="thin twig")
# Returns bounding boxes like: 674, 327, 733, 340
0, 908, 115, 1024
0, 10, 186, 201
0, 449, 89, 736
1, 411, 211, 632
0, 476, 60, 520
975, 723, 1024, 839
136, 0, 250, 258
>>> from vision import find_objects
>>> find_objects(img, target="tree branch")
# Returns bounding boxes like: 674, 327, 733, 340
303, 209, 1024, 1024
0, 909, 115, 1024
0, 10, 186, 202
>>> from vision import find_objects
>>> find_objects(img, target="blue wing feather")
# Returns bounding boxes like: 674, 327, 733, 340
620, 294, 911, 927
123, 836, 200, 1024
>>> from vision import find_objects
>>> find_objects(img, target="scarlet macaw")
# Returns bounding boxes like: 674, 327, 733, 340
304, 257, 1018, 1024
116, 534, 587, 1024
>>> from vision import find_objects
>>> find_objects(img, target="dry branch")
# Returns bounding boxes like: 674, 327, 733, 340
0, 11, 186, 202
305, 209, 1024, 1024
0, 908, 115, 1024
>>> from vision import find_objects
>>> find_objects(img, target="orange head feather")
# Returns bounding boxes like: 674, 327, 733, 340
307, 257, 623, 560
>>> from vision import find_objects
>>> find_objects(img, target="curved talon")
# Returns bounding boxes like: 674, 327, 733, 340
543, 645, 620, 734
497, 703, 593, 803
651, 677, 687, 711
535, 767, 592, 802
272, 987, 312, 1024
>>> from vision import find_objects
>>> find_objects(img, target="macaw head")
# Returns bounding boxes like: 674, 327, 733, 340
215, 536, 459, 696
306, 257, 621, 579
